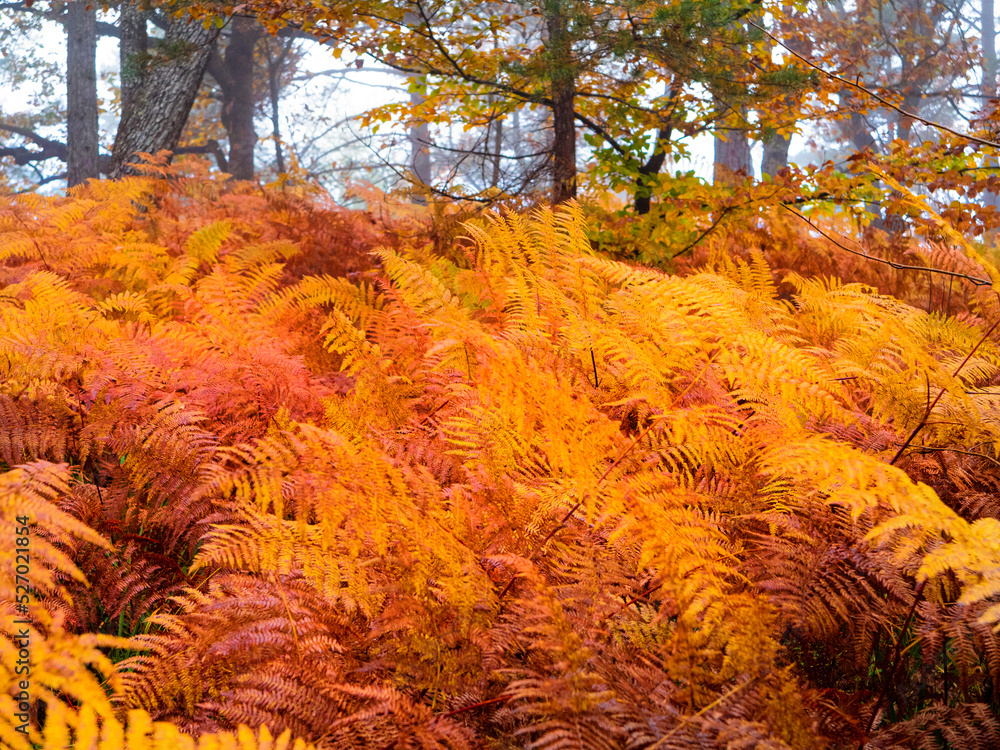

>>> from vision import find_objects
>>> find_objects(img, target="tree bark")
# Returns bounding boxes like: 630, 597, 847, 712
841, 100, 877, 154
66, 1, 99, 186
265, 40, 290, 175
986, 0, 998, 98
205, 20, 264, 179
713, 111, 752, 186
119, 2, 148, 123
109, 13, 220, 178
402, 10, 432, 202
410, 89, 431, 202
635, 126, 671, 215
983, 0, 999, 236
761, 133, 790, 178
491, 113, 502, 188
219, 17, 261, 180
546, 5, 576, 204
512, 108, 522, 157
713, 9, 754, 187
633, 82, 678, 214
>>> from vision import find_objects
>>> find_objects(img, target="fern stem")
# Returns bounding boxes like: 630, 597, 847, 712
590, 347, 599, 388
860, 318, 1000, 743
418, 398, 451, 427
942, 638, 950, 705
888, 315, 1000, 466
649, 677, 758, 750
90, 461, 103, 505
603, 581, 663, 624
860, 579, 927, 744
495, 416, 665, 601
11, 211, 52, 271
438, 694, 509, 718
908, 445, 1000, 469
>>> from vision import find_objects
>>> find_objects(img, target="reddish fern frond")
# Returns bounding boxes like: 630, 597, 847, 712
866, 702, 1000, 749
5, 171, 1000, 749
0, 462, 138, 748
915, 601, 1000, 701
118, 574, 476, 747
0, 392, 74, 469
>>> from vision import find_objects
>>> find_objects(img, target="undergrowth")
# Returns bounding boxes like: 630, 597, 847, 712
1, 163, 999, 749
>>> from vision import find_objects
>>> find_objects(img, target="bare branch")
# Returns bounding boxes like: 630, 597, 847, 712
749, 19, 1000, 151
780, 204, 992, 286
0, 124, 66, 165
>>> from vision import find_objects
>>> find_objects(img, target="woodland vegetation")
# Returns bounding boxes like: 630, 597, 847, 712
2, 1, 1000, 749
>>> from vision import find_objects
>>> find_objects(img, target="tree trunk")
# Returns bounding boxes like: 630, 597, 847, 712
634, 82, 678, 214
66, 2, 99, 186
714, 8, 755, 187
206, 18, 264, 179
713, 111, 752, 186
761, 133, 790, 178
758, 10, 791, 180
512, 108, 522, 157
895, 90, 922, 144
265, 40, 290, 174
491, 114, 503, 188
635, 126, 671, 215
401, 11, 432, 202
983, 0, 999, 236
837, 89, 892, 230
841, 105, 877, 154
119, 2, 147, 123
986, 0, 998, 98
410, 89, 431, 202
220, 17, 261, 180
110, 14, 220, 178
547, 6, 576, 204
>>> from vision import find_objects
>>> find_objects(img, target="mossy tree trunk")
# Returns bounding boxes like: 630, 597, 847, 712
110, 8, 220, 178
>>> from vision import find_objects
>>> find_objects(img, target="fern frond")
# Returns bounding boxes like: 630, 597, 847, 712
372, 247, 470, 324
0, 462, 108, 594
18, 705, 315, 750
320, 309, 388, 376
866, 701, 1000, 750
260, 274, 383, 327
0, 392, 75, 468
97, 291, 155, 326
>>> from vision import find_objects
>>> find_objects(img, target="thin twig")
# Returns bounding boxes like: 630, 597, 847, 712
781, 205, 991, 286
860, 580, 927, 743
860, 314, 1000, 745
418, 398, 451, 428
10, 211, 51, 271
749, 20, 1000, 151
602, 581, 664, 624
907, 446, 1000, 469
649, 678, 759, 750
673, 206, 734, 258
889, 315, 1000, 465
438, 694, 509, 718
